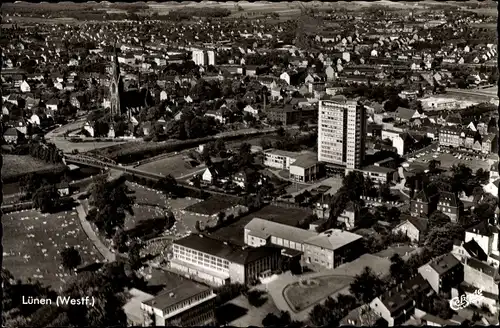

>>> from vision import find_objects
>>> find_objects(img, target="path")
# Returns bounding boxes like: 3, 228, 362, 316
176, 166, 207, 180
75, 203, 116, 262
255, 271, 353, 322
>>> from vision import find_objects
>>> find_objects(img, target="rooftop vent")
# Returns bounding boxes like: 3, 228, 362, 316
169, 292, 175, 297
199, 234, 203, 238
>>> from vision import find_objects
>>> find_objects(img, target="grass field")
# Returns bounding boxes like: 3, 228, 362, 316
3, 209, 103, 291
125, 182, 202, 236
184, 195, 240, 216
284, 275, 353, 312
1, 155, 61, 181
211, 205, 310, 246
137, 154, 206, 179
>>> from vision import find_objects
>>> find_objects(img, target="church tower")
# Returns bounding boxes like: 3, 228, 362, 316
110, 44, 123, 117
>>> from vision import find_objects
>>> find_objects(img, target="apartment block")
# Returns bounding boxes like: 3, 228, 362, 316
318, 96, 366, 169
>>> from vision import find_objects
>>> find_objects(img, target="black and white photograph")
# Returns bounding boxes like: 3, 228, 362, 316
0, 1, 499, 327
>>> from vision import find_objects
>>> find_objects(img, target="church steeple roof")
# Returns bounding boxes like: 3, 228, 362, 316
112, 43, 120, 81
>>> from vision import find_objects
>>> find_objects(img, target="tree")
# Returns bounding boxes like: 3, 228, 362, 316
153, 175, 178, 196
428, 159, 441, 173
390, 253, 409, 283
32, 185, 60, 213
89, 177, 134, 237
428, 211, 451, 230
349, 267, 385, 304
112, 228, 129, 253
128, 241, 142, 270
262, 313, 280, 327
246, 290, 266, 307
195, 220, 202, 232
60, 247, 82, 271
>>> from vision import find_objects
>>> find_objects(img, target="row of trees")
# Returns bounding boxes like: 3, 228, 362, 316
28, 142, 63, 164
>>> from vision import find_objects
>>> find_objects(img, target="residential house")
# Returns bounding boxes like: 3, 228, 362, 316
392, 215, 428, 243
452, 239, 488, 264
204, 110, 226, 124
435, 192, 462, 222
410, 190, 436, 217
56, 182, 70, 196
418, 253, 464, 294
170, 234, 281, 286
3, 127, 24, 144
464, 221, 500, 260
369, 274, 434, 327
461, 257, 500, 314
20, 80, 31, 93
314, 199, 360, 230
243, 105, 259, 117
202, 167, 219, 184
46, 98, 60, 111
484, 179, 500, 197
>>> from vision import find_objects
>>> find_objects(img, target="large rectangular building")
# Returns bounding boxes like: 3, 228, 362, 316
318, 97, 366, 169
244, 218, 363, 269
141, 281, 216, 327
170, 234, 280, 286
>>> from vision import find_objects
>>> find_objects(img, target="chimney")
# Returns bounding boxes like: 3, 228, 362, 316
169, 292, 174, 297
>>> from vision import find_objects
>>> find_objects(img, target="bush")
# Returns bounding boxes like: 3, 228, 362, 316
246, 290, 267, 307
214, 283, 248, 306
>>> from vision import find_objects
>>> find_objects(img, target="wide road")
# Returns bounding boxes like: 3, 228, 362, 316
445, 87, 499, 101
46, 118, 301, 154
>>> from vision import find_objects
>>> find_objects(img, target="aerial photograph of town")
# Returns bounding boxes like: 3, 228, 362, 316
0, 0, 498, 327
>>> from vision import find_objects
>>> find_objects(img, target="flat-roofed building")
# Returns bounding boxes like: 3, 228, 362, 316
262, 149, 300, 170
289, 153, 320, 182
303, 228, 364, 269
359, 165, 396, 184
244, 218, 363, 269
171, 234, 280, 286
141, 281, 216, 326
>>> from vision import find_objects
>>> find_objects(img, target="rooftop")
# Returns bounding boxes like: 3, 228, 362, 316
304, 229, 363, 251
428, 253, 461, 275
362, 165, 395, 174
245, 218, 317, 245
142, 280, 210, 311
290, 153, 319, 169
174, 233, 279, 264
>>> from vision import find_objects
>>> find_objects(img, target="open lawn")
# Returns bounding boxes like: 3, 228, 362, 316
410, 151, 491, 171
284, 275, 353, 312
184, 195, 240, 216
210, 205, 310, 246
3, 209, 102, 291
125, 182, 202, 237
1, 155, 62, 181
137, 154, 205, 179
